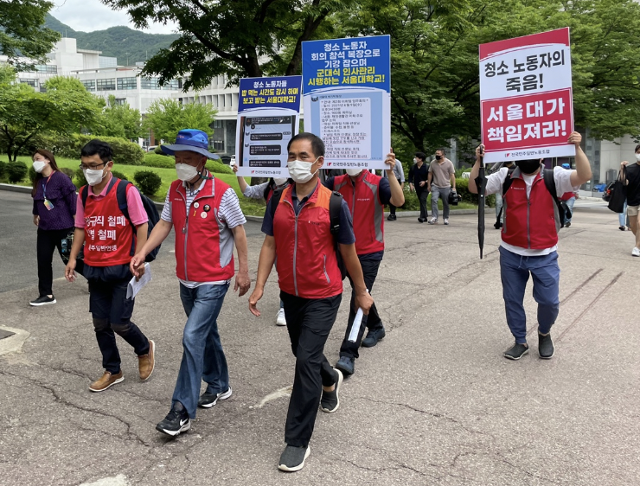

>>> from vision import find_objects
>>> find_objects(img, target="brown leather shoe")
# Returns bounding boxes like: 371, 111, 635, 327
89, 370, 124, 392
138, 340, 155, 381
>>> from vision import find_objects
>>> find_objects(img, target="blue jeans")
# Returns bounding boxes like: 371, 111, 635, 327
619, 202, 628, 227
499, 247, 560, 344
565, 196, 575, 224
172, 283, 230, 418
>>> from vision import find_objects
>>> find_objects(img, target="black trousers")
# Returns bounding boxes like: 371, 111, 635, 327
339, 257, 383, 359
389, 178, 402, 215
36, 227, 72, 297
417, 189, 429, 219
89, 276, 150, 374
281, 291, 341, 448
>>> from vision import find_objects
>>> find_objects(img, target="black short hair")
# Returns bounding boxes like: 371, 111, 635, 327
635, 144, 640, 153
415, 152, 426, 161
81, 139, 114, 163
436, 148, 446, 154
287, 132, 325, 158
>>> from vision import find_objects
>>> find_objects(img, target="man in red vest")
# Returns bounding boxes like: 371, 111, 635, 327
469, 132, 592, 360
324, 156, 405, 376
131, 129, 251, 437
249, 133, 374, 472
65, 140, 155, 392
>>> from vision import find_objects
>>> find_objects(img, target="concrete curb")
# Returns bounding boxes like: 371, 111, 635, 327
0, 183, 32, 194
0, 326, 30, 356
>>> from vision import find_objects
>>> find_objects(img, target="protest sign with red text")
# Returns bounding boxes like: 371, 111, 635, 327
479, 28, 575, 163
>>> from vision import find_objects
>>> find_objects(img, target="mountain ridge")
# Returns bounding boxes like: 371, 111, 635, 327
44, 14, 179, 66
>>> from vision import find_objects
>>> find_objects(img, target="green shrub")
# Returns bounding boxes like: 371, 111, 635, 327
134, 170, 162, 196
111, 170, 128, 181
35, 133, 145, 165
402, 190, 421, 211
154, 146, 164, 155
0, 160, 6, 179
60, 167, 75, 180
143, 153, 175, 169
209, 160, 233, 175
7, 160, 28, 183
74, 167, 87, 188
455, 178, 495, 207
28, 165, 37, 184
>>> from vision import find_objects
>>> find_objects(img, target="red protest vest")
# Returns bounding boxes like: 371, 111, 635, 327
333, 171, 385, 255
273, 182, 343, 299
170, 177, 236, 282
82, 182, 135, 267
502, 173, 558, 249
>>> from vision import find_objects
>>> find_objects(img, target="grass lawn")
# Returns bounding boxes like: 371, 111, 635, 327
4, 155, 477, 215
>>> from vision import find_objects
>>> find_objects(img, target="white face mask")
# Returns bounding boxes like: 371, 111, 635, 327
33, 161, 47, 173
274, 177, 288, 186
287, 159, 319, 184
175, 163, 199, 182
635, 154, 640, 162
346, 168, 362, 177
84, 168, 106, 186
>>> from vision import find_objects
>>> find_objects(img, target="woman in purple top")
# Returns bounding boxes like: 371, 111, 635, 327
31, 149, 78, 306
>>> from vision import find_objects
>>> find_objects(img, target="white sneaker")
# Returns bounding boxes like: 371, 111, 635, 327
632, 247, 640, 257
444, 218, 449, 225
427, 218, 438, 225
276, 308, 287, 326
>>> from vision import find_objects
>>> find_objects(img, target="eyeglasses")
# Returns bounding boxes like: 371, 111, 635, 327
79, 162, 106, 170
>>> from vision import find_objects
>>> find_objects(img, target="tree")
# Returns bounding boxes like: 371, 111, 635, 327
0, 72, 104, 161
95, 95, 144, 140
1, 0, 61, 70
340, 0, 640, 156
100, 0, 352, 89
143, 98, 217, 144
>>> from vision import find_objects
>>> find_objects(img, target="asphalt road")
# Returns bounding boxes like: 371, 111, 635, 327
0, 189, 638, 486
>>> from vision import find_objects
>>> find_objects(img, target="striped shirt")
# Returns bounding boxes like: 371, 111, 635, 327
161, 174, 246, 287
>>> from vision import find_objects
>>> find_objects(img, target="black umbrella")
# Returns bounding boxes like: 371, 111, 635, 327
474, 157, 486, 259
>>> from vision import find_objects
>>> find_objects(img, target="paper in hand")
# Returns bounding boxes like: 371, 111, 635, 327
126, 263, 152, 300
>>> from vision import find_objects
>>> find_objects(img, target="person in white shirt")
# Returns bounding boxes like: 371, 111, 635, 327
469, 132, 592, 361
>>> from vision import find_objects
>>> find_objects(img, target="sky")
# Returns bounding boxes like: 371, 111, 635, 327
51, 0, 178, 34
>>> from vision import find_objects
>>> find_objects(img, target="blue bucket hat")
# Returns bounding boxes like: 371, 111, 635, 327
161, 129, 220, 159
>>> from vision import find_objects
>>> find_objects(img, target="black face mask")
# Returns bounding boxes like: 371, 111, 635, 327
435, 155, 442, 160
516, 159, 541, 174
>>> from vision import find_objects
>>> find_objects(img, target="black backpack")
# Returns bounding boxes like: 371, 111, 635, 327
499, 168, 572, 228
82, 177, 162, 262
270, 186, 347, 280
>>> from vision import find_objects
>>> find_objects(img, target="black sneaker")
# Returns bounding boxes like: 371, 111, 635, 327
156, 402, 191, 437
278, 445, 310, 472
335, 356, 355, 376
564, 222, 571, 228
387, 214, 396, 221
538, 333, 555, 359
29, 295, 56, 306
494, 221, 502, 229
418, 218, 425, 223
504, 343, 529, 360
362, 327, 386, 348
198, 386, 232, 408
320, 369, 343, 413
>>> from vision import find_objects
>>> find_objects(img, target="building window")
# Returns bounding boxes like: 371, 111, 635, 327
34, 65, 57, 74
96, 79, 116, 91
113, 98, 127, 106
19, 79, 38, 87
81, 80, 96, 91
140, 77, 161, 90
117, 77, 137, 90
162, 79, 180, 90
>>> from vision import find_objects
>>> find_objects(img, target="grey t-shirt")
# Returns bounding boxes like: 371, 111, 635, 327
429, 158, 455, 188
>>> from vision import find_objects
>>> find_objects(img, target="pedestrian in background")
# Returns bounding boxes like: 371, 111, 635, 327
560, 163, 577, 227
620, 145, 640, 256
233, 164, 289, 326
427, 148, 456, 225
30, 149, 78, 306
383, 158, 405, 221
408, 152, 429, 223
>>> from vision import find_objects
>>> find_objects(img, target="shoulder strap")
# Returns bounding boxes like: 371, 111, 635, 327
329, 191, 343, 236
115, 179, 133, 226
502, 168, 516, 196
81, 185, 89, 208
270, 186, 285, 220
543, 169, 558, 200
